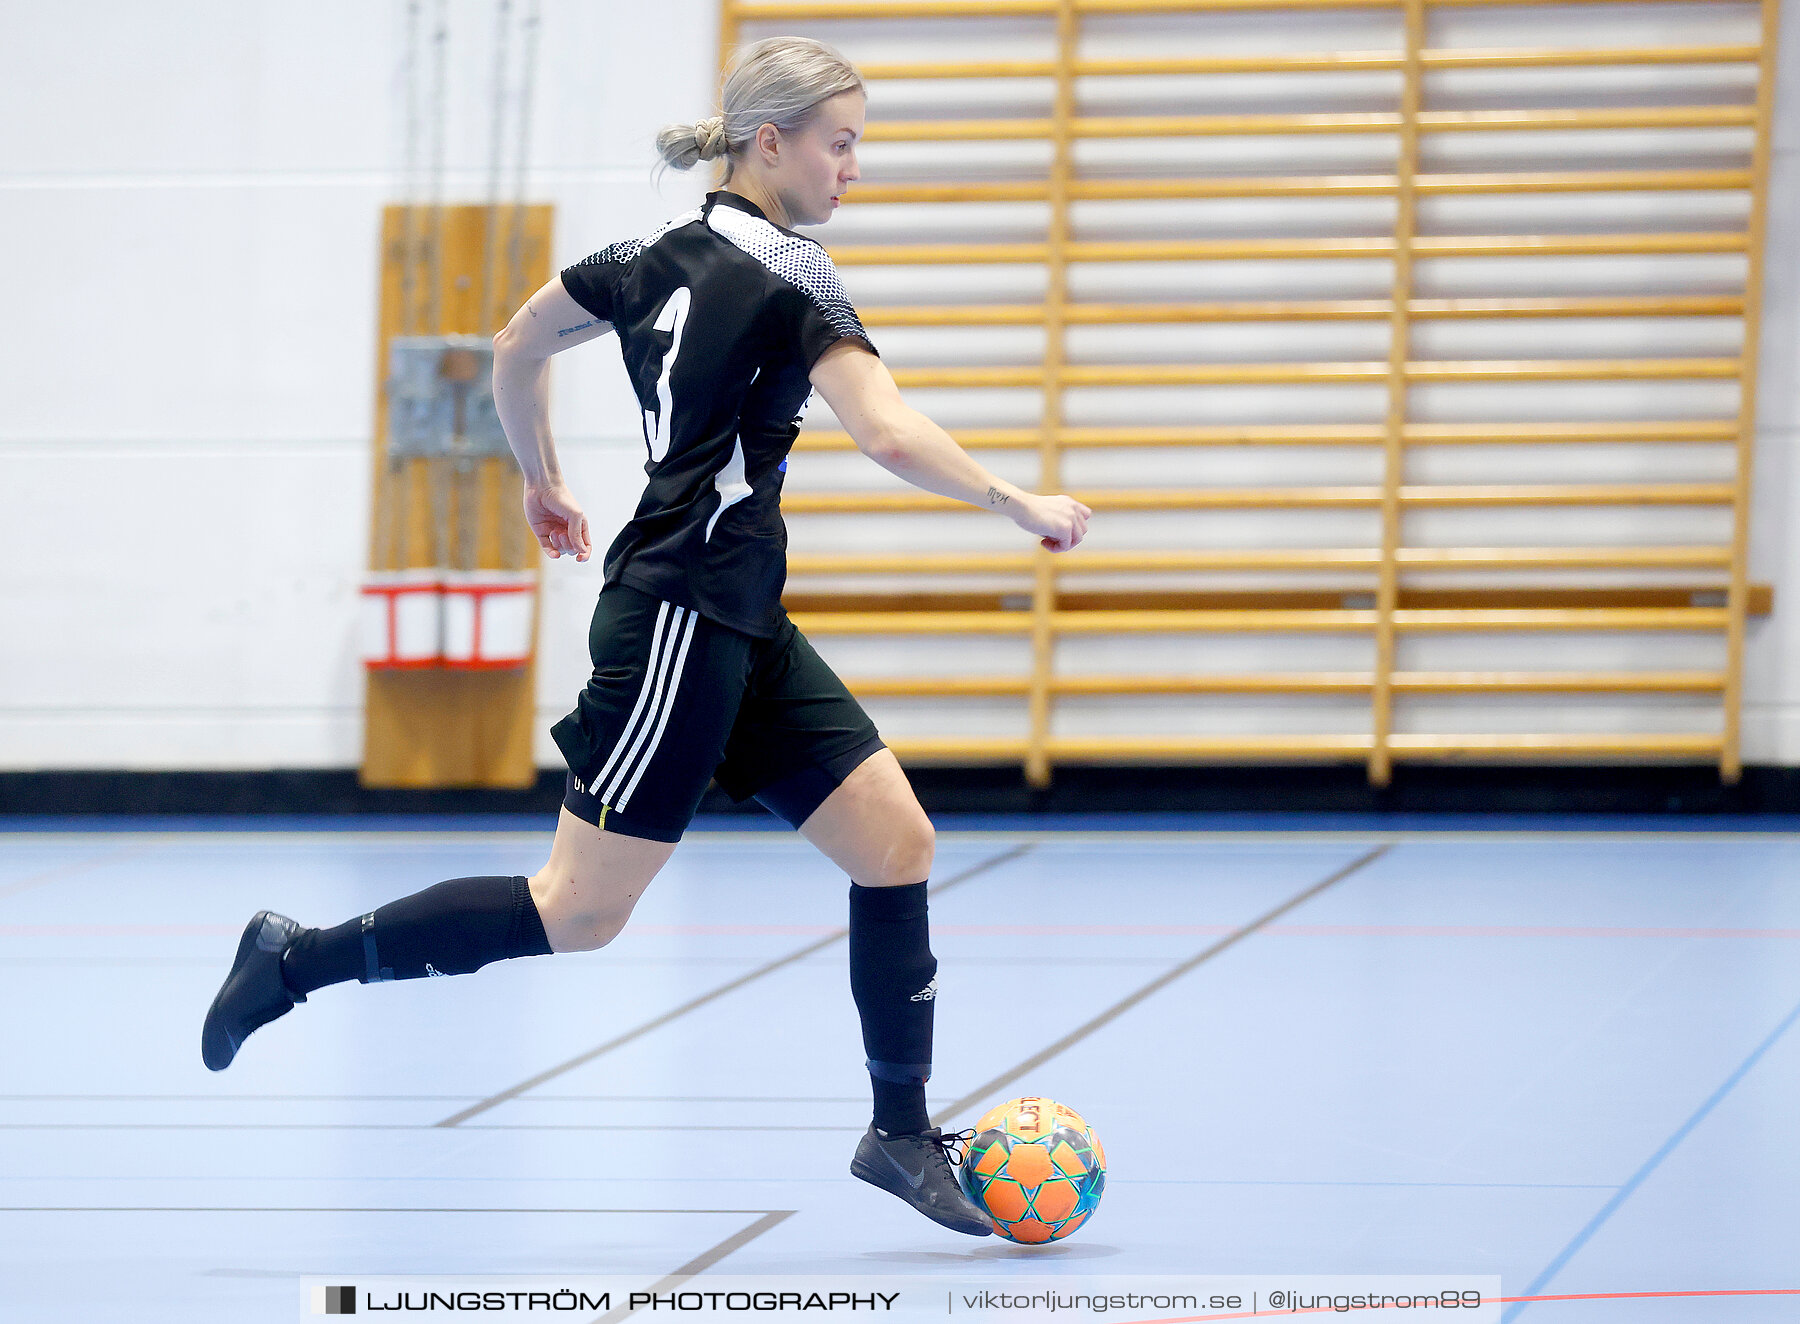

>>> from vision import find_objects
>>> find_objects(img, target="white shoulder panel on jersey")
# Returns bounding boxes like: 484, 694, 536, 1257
704, 204, 867, 344
570, 208, 703, 270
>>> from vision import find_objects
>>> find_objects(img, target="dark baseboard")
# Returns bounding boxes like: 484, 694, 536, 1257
3, 764, 1800, 818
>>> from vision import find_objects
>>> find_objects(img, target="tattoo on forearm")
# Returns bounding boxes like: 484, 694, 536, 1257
557, 319, 598, 338
987, 486, 1010, 508
526, 299, 538, 318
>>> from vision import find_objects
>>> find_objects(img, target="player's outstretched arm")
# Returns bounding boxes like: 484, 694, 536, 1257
493, 277, 613, 561
809, 339, 1092, 552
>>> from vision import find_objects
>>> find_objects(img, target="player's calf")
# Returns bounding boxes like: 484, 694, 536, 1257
200, 875, 554, 1071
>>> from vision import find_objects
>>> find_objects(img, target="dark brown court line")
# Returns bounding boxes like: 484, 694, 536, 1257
590, 1211, 797, 1324
435, 843, 1035, 1128
931, 842, 1394, 1126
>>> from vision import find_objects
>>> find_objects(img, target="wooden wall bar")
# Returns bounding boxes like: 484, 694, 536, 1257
723, 0, 1779, 784
361, 202, 553, 789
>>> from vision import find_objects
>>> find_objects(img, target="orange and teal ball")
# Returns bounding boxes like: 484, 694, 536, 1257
957, 1096, 1105, 1244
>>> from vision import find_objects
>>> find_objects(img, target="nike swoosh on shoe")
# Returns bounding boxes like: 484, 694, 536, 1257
881, 1145, 926, 1190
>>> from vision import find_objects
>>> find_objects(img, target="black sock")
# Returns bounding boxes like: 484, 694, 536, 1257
848, 880, 935, 1135
280, 875, 552, 997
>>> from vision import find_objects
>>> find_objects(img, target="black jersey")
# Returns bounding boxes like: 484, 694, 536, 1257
560, 190, 877, 638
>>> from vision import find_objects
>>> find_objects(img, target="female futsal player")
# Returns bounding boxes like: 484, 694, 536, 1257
202, 36, 1089, 1237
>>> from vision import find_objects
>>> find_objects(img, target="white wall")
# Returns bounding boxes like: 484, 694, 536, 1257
0, 0, 709, 769
1, 0, 1796, 770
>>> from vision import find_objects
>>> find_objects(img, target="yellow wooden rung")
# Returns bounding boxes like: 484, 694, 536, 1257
783, 546, 1730, 575
789, 422, 1735, 452
1392, 607, 1731, 631
1421, 234, 1748, 257
1418, 170, 1753, 195
856, 106, 1753, 144
729, 0, 1053, 18
789, 609, 1382, 634
781, 484, 1732, 516
1421, 43, 1759, 68
882, 359, 1742, 389
1393, 671, 1726, 692
846, 46, 1760, 79
1422, 105, 1756, 131
791, 428, 1026, 452
1399, 483, 1736, 507
1404, 421, 1739, 444
873, 732, 1724, 764
781, 487, 1384, 514
1051, 672, 1370, 694
1409, 358, 1741, 382
840, 671, 1727, 697
785, 548, 1384, 574
855, 60, 1060, 80
864, 301, 1391, 325
1043, 734, 1376, 760
1411, 296, 1745, 318
1386, 734, 1725, 757
845, 170, 1749, 205
1398, 546, 1731, 569
828, 234, 1746, 265
858, 296, 1743, 327
734, 0, 1746, 19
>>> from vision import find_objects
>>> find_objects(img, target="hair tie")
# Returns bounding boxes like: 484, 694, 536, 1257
696, 115, 728, 158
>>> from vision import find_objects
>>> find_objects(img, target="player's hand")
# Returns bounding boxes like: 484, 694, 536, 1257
524, 482, 592, 561
1010, 493, 1092, 553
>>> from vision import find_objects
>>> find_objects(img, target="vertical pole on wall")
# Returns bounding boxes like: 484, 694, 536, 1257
1026, 0, 1078, 790
718, 3, 740, 114
1722, 0, 1779, 783
1369, 0, 1426, 788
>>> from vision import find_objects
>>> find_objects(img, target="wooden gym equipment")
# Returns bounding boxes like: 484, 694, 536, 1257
722, 0, 1780, 787
362, 202, 554, 789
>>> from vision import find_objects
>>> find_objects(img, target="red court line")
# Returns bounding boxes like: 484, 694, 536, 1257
1120, 1286, 1800, 1322
938, 923, 1800, 938
1268, 924, 1800, 939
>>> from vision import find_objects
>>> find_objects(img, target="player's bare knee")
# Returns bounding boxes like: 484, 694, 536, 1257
529, 866, 629, 953
567, 910, 632, 952
526, 867, 573, 950
872, 808, 935, 886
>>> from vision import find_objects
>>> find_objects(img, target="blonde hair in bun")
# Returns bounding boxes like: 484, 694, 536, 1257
655, 36, 864, 180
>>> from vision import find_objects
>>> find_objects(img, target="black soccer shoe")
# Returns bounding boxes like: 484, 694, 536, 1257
851, 1125, 995, 1236
201, 911, 306, 1071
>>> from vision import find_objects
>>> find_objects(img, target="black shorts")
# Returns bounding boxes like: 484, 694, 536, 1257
550, 582, 886, 842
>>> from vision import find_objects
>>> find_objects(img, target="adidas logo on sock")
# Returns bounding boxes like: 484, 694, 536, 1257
910, 977, 938, 1002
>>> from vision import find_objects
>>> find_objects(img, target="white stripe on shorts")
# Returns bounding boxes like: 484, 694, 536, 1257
614, 606, 700, 812
589, 599, 674, 796
602, 603, 697, 808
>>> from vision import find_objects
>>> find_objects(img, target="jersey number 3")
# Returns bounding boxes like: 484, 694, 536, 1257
642, 286, 692, 462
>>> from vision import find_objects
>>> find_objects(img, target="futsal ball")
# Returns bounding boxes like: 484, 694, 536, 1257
958, 1096, 1105, 1243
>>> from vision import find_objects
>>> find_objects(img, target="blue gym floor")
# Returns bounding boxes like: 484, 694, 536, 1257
2, 822, 1797, 1322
